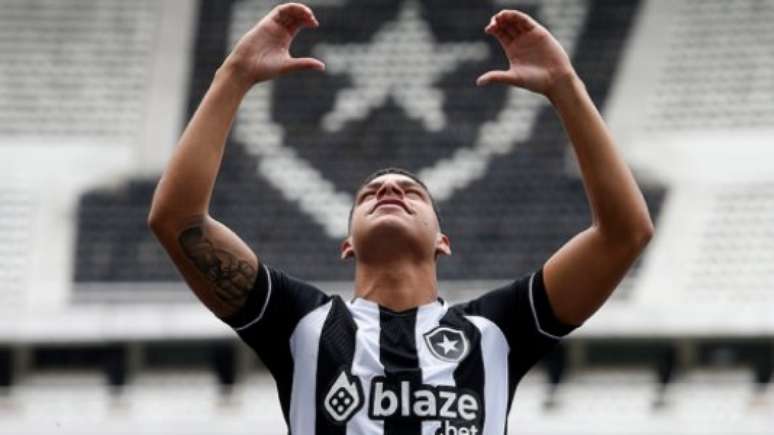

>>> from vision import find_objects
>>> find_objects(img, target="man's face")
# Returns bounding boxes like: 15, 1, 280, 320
342, 173, 450, 261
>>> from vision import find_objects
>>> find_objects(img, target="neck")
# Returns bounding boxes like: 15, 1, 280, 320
353, 257, 438, 312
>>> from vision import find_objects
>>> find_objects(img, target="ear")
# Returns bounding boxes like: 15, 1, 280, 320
340, 237, 355, 260
434, 232, 451, 258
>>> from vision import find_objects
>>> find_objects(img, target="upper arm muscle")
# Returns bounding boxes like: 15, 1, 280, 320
543, 227, 645, 326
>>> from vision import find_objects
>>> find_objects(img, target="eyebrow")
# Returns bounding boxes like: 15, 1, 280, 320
362, 179, 423, 192
357, 179, 426, 200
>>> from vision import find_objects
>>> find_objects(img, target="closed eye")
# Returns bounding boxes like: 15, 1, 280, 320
406, 189, 424, 199
358, 191, 375, 203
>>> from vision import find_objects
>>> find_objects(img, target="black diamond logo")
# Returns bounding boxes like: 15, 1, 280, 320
323, 368, 364, 424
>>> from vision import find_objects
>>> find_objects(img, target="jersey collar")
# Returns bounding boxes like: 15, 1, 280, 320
348, 296, 446, 315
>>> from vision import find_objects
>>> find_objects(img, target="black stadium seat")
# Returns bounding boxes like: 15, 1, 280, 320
74, 0, 665, 292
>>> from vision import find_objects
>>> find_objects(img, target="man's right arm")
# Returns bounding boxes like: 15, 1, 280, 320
148, 3, 324, 319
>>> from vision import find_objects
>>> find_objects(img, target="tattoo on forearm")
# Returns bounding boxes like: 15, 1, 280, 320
178, 226, 256, 309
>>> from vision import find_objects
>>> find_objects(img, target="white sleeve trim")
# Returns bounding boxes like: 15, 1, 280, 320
234, 266, 273, 332
527, 273, 563, 340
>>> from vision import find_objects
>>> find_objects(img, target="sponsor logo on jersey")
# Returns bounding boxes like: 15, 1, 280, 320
369, 377, 481, 434
423, 326, 470, 362
324, 368, 364, 423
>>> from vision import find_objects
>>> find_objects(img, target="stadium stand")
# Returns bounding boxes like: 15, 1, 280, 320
1, 0, 772, 434
605, 0, 774, 310
73, 0, 665, 292
0, 185, 34, 310
2, 362, 772, 435
0, 0, 160, 143
644, 0, 774, 132
0, 0, 194, 310
684, 183, 774, 304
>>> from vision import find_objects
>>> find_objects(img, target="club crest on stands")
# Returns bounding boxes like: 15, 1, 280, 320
229, 0, 588, 238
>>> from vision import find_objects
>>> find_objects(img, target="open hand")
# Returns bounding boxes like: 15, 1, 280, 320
224, 3, 325, 86
477, 10, 575, 97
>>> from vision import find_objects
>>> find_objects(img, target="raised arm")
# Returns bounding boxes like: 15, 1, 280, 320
478, 10, 654, 326
148, 3, 324, 318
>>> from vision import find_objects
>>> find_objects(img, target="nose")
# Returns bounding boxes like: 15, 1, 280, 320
376, 180, 404, 199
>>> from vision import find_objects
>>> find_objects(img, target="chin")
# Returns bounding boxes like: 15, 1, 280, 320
355, 219, 428, 258
364, 217, 415, 241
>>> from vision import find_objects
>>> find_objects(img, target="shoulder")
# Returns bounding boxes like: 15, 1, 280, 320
452, 268, 578, 343
222, 263, 331, 332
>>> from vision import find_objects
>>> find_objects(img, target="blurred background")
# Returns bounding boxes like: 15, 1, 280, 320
0, 0, 772, 433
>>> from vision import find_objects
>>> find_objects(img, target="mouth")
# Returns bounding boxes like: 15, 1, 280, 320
370, 199, 411, 214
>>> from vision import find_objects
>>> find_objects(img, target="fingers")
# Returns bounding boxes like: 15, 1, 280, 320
494, 15, 518, 40
495, 10, 536, 34
485, 9, 537, 43
485, 16, 513, 46
476, 69, 521, 87
271, 4, 325, 77
273, 2, 319, 35
281, 57, 326, 74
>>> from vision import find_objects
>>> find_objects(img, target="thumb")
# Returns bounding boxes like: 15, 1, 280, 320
476, 70, 514, 86
281, 57, 326, 74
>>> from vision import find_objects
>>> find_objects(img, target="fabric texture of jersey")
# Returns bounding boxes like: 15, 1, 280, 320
222, 264, 578, 435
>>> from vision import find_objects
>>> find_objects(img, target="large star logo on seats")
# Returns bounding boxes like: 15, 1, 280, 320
230, 0, 591, 239
313, 1, 488, 132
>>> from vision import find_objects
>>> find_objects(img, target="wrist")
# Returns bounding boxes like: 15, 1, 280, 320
545, 70, 584, 107
215, 58, 256, 94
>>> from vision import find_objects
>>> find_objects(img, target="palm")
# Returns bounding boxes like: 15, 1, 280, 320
477, 10, 573, 95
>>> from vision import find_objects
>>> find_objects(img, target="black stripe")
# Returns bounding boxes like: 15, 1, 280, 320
315, 297, 359, 434
379, 307, 422, 435
441, 309, 486, 432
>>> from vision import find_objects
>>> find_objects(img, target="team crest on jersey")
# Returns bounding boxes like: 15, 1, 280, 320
423, 326, 470, 363
324, 368, 364, 424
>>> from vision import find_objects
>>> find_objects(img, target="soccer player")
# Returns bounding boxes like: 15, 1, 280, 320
148, 3, 654, 434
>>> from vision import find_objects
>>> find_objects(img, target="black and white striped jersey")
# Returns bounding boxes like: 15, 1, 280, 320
222, 264, 578, 435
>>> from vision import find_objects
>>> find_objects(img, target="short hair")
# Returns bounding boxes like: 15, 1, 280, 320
347, 167, 442, 233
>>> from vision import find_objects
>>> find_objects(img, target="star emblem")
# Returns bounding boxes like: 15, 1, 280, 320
423, 326, 469, 362
229, 0, 591, 239
436, 334, 459, 355
313, 0, 489, 132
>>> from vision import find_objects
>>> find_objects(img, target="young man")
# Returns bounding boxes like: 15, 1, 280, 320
149, 3, 653, 434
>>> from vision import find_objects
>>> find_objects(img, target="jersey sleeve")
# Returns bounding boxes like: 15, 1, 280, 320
219, 263, 330, 374
459, 267, 580, 380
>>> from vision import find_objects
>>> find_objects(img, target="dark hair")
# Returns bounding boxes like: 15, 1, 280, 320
348, 167, 442, 233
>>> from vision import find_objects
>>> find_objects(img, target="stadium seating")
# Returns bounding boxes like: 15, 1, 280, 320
644, 0, 774, 132
605, 0, 774, 308
0, 0, 160, 143
2, 366, 771, 435
2, 1, 772, 434
73, 0, 666, 292
0, 186, 34, 309
681, 183, 774, 304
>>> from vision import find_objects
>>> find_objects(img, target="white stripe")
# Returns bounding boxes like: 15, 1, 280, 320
289, 300, 333, 435
346, 298, 385, 435
414, 300, 451, 435
466, 315, 509, 435
527, 273, 563, 340
233, 266, 273, 331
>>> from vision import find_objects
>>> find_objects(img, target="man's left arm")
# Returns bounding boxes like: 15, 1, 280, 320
478, 10, 654, 326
